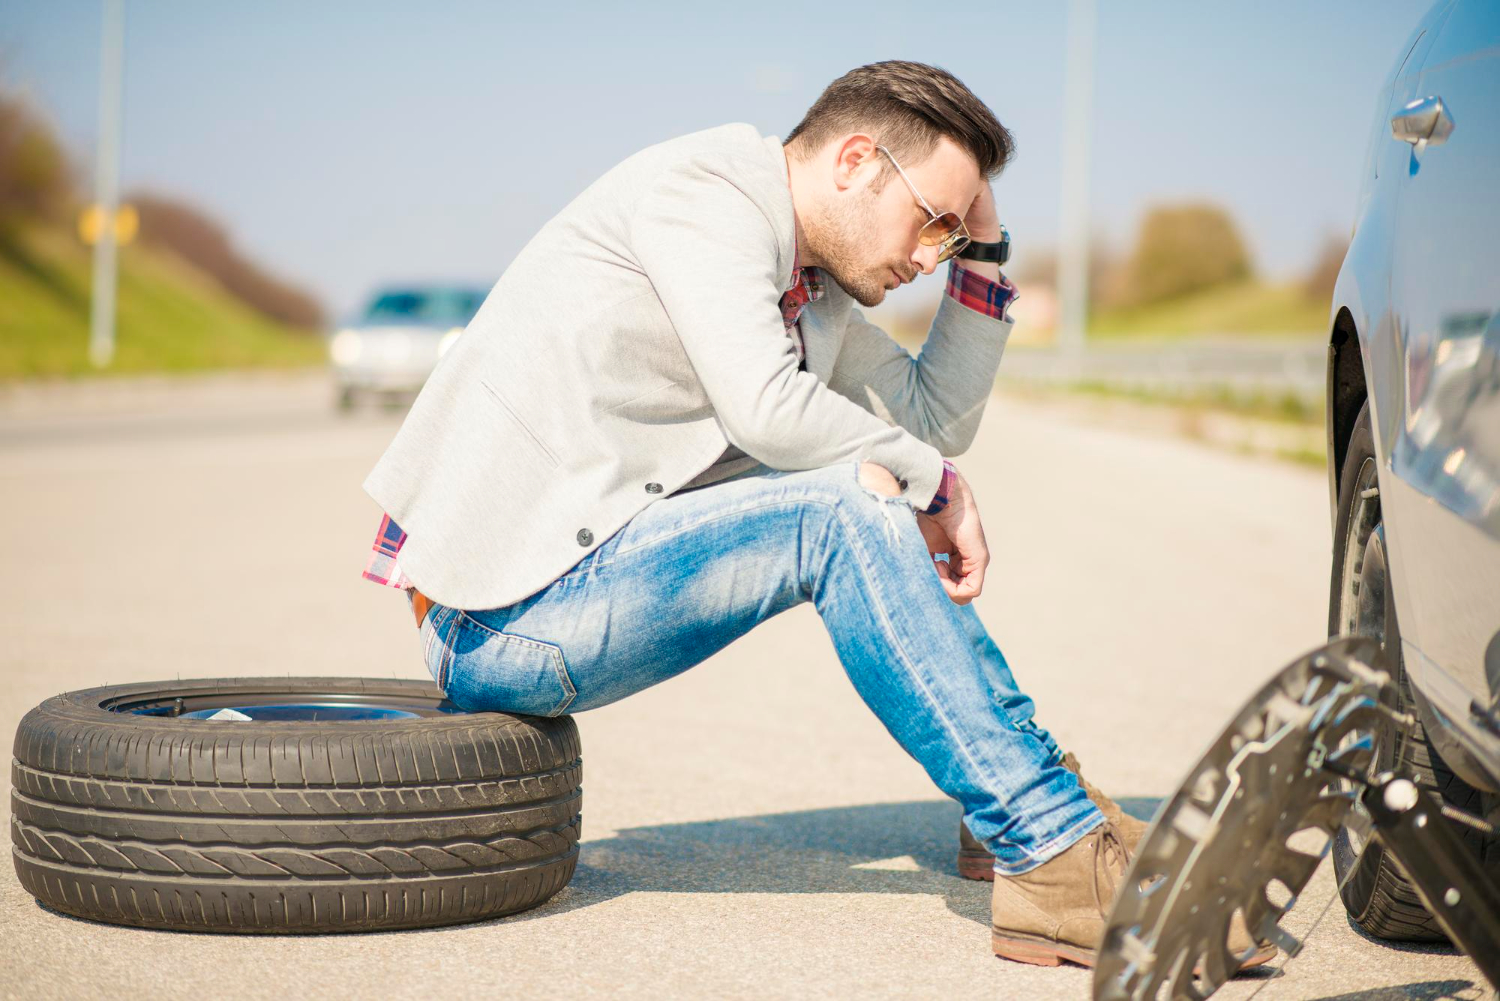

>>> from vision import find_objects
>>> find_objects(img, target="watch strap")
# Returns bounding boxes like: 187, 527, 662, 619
957, 237, 1010, 264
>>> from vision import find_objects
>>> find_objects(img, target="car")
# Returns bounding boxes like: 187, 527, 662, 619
1324, 0, 1500, 943
327, 285, 489, 409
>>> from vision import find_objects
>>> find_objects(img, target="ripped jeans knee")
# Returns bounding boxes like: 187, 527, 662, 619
851, 459, 915, 546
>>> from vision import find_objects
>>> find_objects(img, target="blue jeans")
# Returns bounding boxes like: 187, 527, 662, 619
412, 458, 1103, 874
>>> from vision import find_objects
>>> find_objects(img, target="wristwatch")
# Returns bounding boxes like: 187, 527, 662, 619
957, 224, 1010, 265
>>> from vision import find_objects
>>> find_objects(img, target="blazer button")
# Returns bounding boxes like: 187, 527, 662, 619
576, 528, 593, 546
645, 482, 663, 494
898, 478, 909, 491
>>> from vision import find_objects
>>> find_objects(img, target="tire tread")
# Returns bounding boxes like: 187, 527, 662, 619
9, 677, 582, 933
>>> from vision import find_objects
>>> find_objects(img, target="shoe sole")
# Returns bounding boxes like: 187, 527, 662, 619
957, 850, 995, 882
991, 931, 1095, 967
991, 930, 1279, 973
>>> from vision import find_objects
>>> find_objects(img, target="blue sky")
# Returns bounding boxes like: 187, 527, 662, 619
2, 1, 1434, 319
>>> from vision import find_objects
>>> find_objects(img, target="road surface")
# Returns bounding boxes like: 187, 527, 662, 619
0, 373, 1481, 1000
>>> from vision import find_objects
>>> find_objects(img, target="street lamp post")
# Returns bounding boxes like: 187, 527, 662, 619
1057, 0, 1095, 363
88, 0, 125, 369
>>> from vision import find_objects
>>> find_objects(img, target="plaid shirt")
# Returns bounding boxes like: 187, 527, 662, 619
364, 234, 1014, 591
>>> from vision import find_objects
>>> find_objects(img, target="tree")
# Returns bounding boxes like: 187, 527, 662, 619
1122, 203, 1251, 306
0, 92, 74, 226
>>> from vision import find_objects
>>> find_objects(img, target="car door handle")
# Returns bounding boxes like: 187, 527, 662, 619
1392, 95, 1455, 151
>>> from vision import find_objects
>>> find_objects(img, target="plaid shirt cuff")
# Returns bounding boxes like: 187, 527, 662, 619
362, 512, 413, 589
922, 459, 958, 516
945, 259, 1017, 321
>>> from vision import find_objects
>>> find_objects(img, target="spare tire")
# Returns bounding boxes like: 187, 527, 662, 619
10, 677, 581, 934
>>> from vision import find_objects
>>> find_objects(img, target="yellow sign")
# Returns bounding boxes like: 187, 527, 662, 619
78, 204, 138, 246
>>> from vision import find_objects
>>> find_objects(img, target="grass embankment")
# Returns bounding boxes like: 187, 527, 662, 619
1064, 380, 1321, 425
998, 278, 1331, 467
1088, 279, 1329, 338
1067, 382, 1324, 467
1000, 380, 1328, 468
0, 225, 326, 381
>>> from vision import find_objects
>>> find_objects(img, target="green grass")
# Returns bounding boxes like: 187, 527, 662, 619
1274, 446, 1328, 468
0, 225, 326, 380
1062, 379, 1323, 425
999, 379, 1328, 468
1088, 279, 1331, 338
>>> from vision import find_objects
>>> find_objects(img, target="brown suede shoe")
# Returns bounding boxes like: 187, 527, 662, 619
1060, 752, 1148, 853
990, 822, 1277, 971
957, 751, 1148, 881
991, 821, 1130, 967
958, 820, 998, 881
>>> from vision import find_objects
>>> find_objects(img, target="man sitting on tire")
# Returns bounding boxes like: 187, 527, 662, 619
360, 59, 1270, 972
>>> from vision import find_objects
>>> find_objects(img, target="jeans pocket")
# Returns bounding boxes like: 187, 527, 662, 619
442, 611, 578, 717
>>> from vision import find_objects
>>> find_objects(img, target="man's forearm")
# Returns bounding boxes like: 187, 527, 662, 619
952, 257, 1000, 283
955, 220, 1003, 284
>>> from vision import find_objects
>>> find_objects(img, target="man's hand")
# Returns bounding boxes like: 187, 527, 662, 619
915, 465, 989, 604
954, 180, 1001, 283
963, 180, 1001, 243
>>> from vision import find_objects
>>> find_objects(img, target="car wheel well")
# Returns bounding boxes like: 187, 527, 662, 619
1329, 308, 1367, 486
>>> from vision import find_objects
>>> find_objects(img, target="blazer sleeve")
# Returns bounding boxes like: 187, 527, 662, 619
827, 291, 1014, 458
630, 155, 947, 509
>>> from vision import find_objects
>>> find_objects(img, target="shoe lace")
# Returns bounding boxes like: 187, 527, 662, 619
1091, 821, 1129, 918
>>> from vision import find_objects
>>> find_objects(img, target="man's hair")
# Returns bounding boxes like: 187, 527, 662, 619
783, 60, 1014, 188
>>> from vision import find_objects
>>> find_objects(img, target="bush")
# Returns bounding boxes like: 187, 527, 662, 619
127, 192, 325, 330
0, 94, 74, 225
1012, 240, 1129, 309
1121, 203, 1251, 306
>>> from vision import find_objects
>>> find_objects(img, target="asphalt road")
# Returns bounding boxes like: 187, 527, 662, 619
0, 374, 1484, 1000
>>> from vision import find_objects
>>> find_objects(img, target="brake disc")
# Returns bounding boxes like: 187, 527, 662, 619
1093, 635, 1392, 1001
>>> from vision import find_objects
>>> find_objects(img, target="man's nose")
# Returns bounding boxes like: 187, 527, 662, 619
911, 243, 941, 276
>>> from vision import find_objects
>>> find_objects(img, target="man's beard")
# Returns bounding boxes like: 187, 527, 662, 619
806, 187, 891, 308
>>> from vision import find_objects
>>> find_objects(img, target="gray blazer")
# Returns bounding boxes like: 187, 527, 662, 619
362, 122, 1014, 610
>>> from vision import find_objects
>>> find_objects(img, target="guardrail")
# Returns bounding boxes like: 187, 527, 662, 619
997, 336, 1326, 405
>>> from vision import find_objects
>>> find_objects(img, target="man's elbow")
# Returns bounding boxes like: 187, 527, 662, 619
926, 413, 982, 457
934, 436, 972, 459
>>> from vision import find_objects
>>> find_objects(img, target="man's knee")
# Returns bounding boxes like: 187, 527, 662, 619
858, 461, 902, 498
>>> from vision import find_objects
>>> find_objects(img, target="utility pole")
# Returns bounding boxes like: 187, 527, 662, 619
1057, 0, 1095, 360
88, 0, 125, 369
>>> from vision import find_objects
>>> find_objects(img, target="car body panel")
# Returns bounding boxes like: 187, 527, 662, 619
1326, 3, 1451, 524
1329, 0, 1500, 790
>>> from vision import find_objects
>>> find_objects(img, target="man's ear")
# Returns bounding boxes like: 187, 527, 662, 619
829, 133, 878, 193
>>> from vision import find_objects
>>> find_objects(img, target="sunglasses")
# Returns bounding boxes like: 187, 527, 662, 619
875, 144, 971, 263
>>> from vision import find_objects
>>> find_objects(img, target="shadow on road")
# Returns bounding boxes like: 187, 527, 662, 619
516, 795, 1166, 931
1304, 979, 1478, 1001
23, 795, 1169, 938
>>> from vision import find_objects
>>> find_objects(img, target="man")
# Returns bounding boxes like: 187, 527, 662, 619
360, 60, 1271, 971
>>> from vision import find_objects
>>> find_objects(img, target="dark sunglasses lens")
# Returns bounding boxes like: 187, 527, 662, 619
937, 234, 971, 263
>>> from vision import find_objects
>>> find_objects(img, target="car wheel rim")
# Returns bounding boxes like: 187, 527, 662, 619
1336, 456, 1382, 640
1333, 454, 1393, 861
105, 690, 471, 720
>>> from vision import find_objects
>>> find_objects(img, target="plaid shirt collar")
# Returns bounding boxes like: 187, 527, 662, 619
782, 220, 825, 312
779, 212, 825, 369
